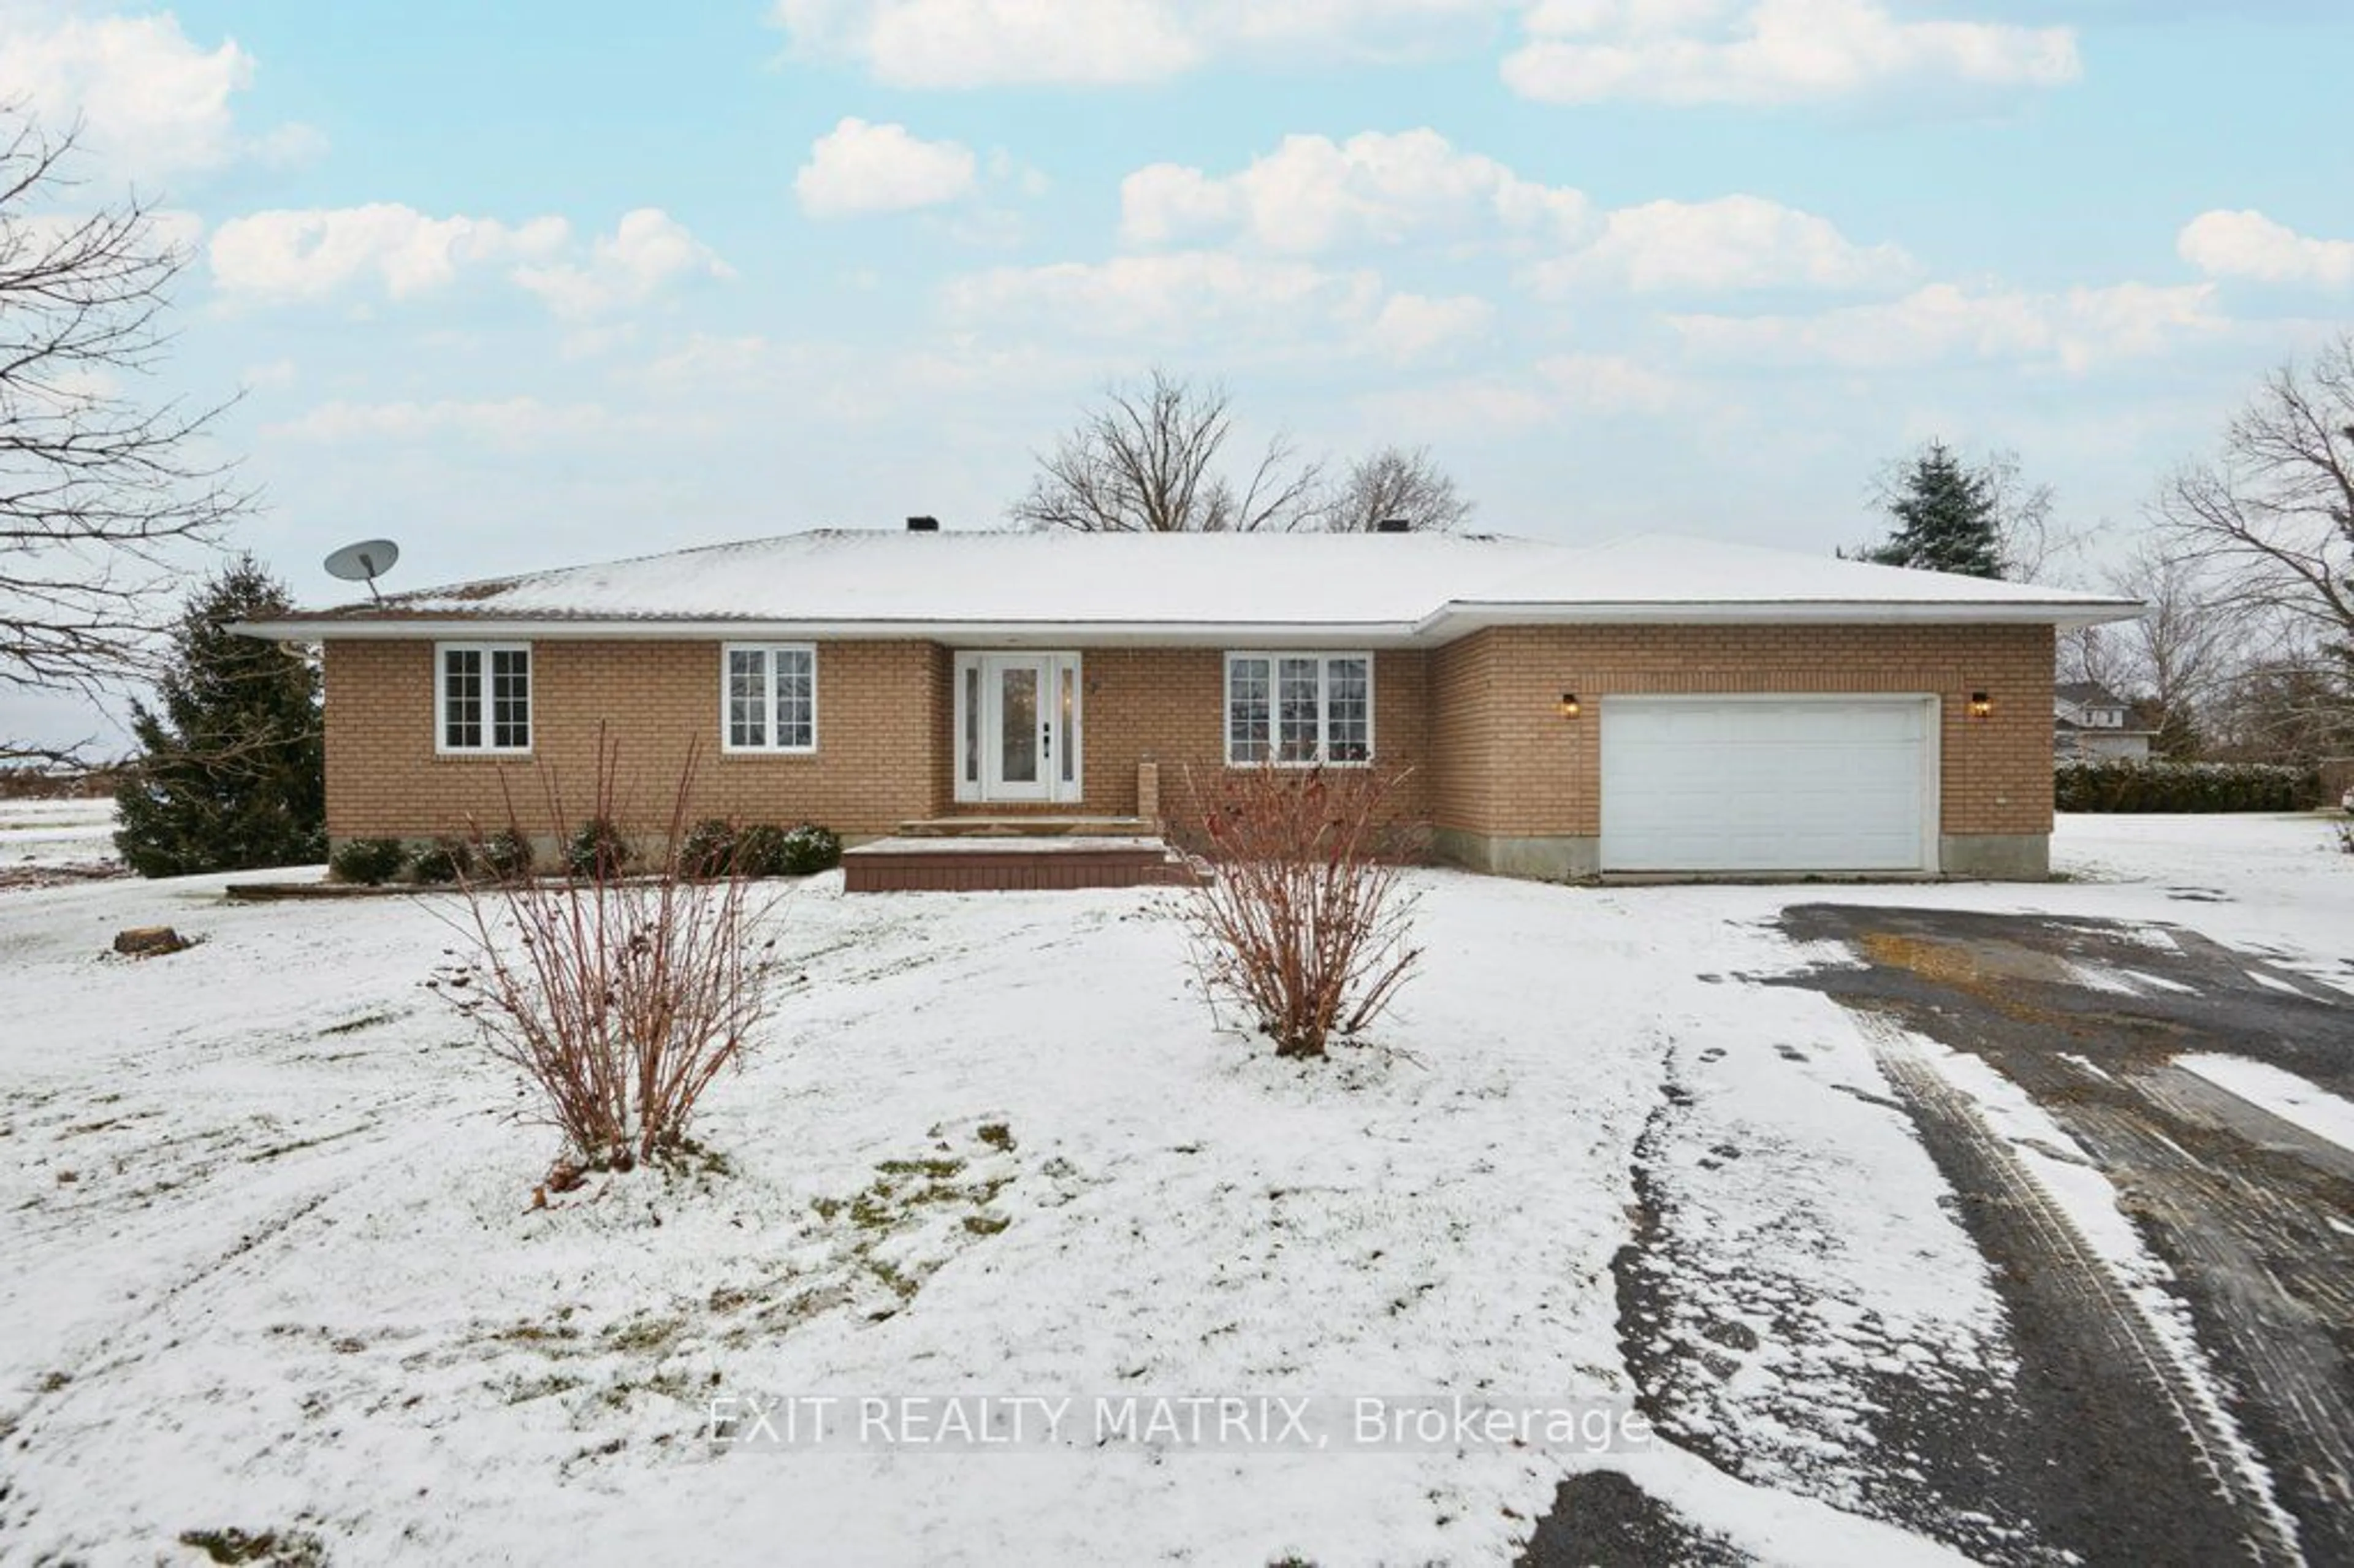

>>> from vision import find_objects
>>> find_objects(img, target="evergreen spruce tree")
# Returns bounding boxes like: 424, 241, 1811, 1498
113, 556, 325, 876
1861, 441, 2007, 579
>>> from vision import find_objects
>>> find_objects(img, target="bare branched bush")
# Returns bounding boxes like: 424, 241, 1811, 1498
1177, 764, 1425, 1059
432, 737, 780, 1174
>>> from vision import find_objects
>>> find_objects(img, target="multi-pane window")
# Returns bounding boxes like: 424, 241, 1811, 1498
1224, 653, 1373, 765
1325, 657, 1370, 761
1228, 657, 1272, 763
438, 643, 531, 753
722, 644, 817, 752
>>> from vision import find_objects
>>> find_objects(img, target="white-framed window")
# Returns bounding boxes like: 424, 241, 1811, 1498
722, 643, 817, 753
436, 642, 532, 755
1224, 652, 1373, 766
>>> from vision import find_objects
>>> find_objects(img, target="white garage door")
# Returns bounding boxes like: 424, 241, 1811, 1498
1599, 696, 1934, 873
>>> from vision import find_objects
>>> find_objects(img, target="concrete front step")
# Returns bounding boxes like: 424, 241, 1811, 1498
844, 834, 1198, 892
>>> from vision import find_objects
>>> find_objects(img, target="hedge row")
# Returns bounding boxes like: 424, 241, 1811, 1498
327, 828, 536, 886
327, 820, 842, 885
2055, 759, 2323, 813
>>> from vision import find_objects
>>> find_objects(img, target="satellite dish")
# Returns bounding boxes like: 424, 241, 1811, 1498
324, 538, 400, 603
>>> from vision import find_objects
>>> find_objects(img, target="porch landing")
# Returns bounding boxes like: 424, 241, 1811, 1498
891, 815, 1154, 838
844, 823, 1197, 892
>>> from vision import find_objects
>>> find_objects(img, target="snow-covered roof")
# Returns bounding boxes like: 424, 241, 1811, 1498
240, 528, 2143, 645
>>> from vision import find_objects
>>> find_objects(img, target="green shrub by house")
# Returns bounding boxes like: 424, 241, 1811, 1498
679, 818, 739, 878
330, 837, 410, 885
731, 824, 790, 878
477, 826, 534, 881
564, 817, 632, 880
725, 822, 840, 878
408, 837, 474, 885
2055, 759, 2321, 814
779, 824, 843, 874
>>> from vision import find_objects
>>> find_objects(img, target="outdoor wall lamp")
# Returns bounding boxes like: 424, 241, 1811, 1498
1558, 692, 1582, 719
1968, 691, 1994, 720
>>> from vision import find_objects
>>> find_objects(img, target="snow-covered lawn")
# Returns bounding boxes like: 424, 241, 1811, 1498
1, 813, 2346, 1565
0, 796, 119, 873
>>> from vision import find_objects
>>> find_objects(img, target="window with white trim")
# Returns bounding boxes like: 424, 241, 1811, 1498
437, 642, 531, 753
1224, 652, 1373, 764
722, 644, 817, 752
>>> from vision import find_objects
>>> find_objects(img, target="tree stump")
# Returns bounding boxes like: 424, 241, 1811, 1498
112, 926, 191, 957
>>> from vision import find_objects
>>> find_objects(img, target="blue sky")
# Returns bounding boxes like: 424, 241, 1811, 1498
2, 0, 2348, 743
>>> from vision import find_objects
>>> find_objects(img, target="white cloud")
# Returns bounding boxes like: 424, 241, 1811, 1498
1355, 352, 1697, 435
511, 209, 734, 318
796, 118, 980, 218
0, 10, 315, 183
947, 251, 1382, 338
1118, 132, 1899, 300
1526, 194, 1914, 292
210, 205, 728, 317
2177, 210, 2354, 290
210, 205, 571, 302
1121, 129, 1590, 253
771, 0, 1509, 87
1536, 351, 1691, 413
775, 0, 1200, 86
944, 249, 1484, 363
1670, 280, 2224, 372
1368, 292, 1495, 360
1503, 0, 2080, 107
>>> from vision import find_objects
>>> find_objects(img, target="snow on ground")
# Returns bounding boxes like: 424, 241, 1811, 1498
0, 796, 120, 872
0, 812, 2345, 1565
2176, 1054, 2354, 1154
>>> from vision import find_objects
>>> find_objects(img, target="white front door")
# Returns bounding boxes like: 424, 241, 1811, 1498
956, 652, 1083, 804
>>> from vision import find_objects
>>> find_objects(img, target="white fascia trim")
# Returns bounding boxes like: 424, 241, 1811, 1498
1422, 599, 2146, 633
233, 618, 1433, 645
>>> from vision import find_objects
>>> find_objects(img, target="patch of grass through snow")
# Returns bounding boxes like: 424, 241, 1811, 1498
177, 1526, 328, 1567
479, 1119, 1026, 1421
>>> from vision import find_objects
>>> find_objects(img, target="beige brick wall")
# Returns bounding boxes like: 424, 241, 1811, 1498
324, 639, 945, 839
1427, 623, 2054, 839
1057, 648, 1430, 824
323, 626, 2047, 844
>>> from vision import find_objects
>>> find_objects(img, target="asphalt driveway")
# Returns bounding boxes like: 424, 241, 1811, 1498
1525, 902, 2353, 1568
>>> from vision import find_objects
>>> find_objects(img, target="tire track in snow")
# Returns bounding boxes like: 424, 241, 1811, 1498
1853, 1007, 2304, 1567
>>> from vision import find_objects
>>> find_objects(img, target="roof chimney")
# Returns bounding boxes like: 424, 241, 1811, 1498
906, 516, 940, 533
1374, 517, 1411, 534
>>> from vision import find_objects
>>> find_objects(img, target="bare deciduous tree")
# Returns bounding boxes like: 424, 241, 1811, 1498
1010, 368, 1327, 533
2201, 647, 2354, 767
2064, 542, 2238, 758
2155, 332, 2354, 652
1, 110, 246, 761
2112, 545, 2236, 758
1981, 448, 2102, 582
1316, 443, 1474, 533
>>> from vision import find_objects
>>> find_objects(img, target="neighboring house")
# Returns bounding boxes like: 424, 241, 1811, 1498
236, 527, 2141, 882
2054, 680, 2155, 762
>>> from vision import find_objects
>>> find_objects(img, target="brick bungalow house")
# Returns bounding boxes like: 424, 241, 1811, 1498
235, 525, 2139, 885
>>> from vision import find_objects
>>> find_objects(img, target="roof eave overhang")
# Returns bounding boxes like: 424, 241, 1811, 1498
234, 596, 2147, 646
